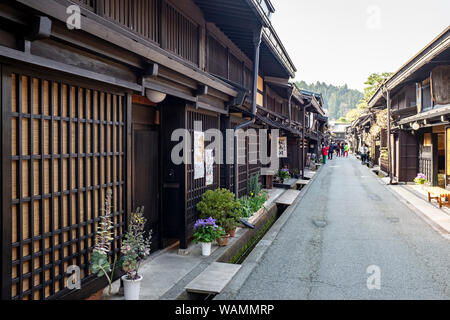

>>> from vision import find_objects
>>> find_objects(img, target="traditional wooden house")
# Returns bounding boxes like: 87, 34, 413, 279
297, 89, 326, 166
369, 26, 450, 185
0, 0, 300, 300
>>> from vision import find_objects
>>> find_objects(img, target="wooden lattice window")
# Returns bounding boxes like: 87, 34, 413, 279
229, 54, 243, 85
71, 0, 95, 10
164, 3, 199, 65
207, 35, 227, 78
8, 72, 126, 300
102, 0, 160, 44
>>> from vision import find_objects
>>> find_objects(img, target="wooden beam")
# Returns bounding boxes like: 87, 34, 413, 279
0, 45, 142, 91
16, 0, 238, 98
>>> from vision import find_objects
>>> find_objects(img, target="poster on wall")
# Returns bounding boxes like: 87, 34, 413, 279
205, 149, 214, 186
278, 137, 288, 158
194, 131, 205, 179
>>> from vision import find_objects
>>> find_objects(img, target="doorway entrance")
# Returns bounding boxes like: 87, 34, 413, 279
132, 104, 160, 252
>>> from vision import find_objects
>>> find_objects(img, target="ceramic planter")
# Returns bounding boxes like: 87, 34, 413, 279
228, 228, 237, 237
122, 275, 143, 300
201, 242, 212, 256
217, 235, 230, 246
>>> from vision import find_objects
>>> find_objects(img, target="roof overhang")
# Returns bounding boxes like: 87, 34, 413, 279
193, 0, 296, 79
369, 26, 450, 108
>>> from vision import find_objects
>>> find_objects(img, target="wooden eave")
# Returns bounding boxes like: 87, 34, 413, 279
16, 0, 239, 98
369, 26, 450, 108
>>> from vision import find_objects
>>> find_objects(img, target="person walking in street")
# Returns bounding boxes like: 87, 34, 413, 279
328, 142, 334, 160
322, 144, 329, 164
360, 144, 368, 164
344, 143, 349, 157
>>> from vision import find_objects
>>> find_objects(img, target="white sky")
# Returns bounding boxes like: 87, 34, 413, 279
271, 0, 450, 91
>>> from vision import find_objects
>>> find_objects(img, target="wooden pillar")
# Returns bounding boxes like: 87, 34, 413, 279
301, 105, 306, 179
1, 66, 12, 300
387, 89, 393, 184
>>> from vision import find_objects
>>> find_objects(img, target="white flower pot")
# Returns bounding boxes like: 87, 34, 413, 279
122, 275, 143, 300
201, 242, 212, 256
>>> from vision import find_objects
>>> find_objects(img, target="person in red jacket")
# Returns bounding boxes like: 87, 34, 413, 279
322, 144, 329, 164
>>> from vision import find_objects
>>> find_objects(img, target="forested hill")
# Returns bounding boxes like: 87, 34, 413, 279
296, 81, 363, 121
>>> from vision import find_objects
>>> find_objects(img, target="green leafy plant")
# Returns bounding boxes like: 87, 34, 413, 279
277, 169, 291, 182
248, 174, 262, 197
414, 173, 427, 185
197, 188, 241, 234
193, 217, 225, 243
119, 207, 152, 280
237, 190, 268, 219
89, 189, 117, 297
237, 196, 253, 218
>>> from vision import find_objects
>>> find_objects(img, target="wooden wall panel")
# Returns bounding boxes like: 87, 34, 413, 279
8, 71, 126, 300
186, 109, 219, 235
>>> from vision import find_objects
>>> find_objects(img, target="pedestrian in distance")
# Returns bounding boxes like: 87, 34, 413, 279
328, 142, 334, 160
360, 144, 368, 164
321, 144, 329, 164
344, 143, 349, 157
337, 143, 342, 157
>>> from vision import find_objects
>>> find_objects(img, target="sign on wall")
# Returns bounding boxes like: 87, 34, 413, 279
194, 131, 205, 179
205, 149, 214, 186
278, 136, 288, 158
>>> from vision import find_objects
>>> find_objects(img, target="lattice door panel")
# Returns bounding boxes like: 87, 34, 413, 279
9, 72, 126, 300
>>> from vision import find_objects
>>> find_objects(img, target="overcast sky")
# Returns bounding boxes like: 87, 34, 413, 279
271, 0, 450, 91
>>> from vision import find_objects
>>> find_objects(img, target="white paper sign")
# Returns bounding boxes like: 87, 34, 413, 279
278, 137, 288, 158
205, 149, 214, 186
194, 131, 205, 179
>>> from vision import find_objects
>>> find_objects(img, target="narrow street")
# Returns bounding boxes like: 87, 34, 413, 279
234, 156, 450, 300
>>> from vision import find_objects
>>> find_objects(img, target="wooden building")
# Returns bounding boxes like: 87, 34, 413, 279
0, 0, 322, 300
368, 27, 450, 185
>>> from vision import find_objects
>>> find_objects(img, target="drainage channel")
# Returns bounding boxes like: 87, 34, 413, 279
229, 206, 283, 265
179, 203, 289, 301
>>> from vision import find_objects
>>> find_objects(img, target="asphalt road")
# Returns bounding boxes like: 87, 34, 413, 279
234, 156, 450, 300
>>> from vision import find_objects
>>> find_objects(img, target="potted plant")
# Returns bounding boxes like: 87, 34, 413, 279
89, 189, 118, 299
196, 188, 240, 246
119, 207, 152, 300
193, 217, 224, 256
414, 173, 427, 187
278, 168, 291, 183
217, 229, 230, 246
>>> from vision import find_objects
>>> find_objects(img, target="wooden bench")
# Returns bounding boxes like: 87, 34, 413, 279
426, 187, 450, 208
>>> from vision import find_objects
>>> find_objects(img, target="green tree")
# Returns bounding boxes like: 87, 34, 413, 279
296, 80, 363, 121
345, 72, 392, 121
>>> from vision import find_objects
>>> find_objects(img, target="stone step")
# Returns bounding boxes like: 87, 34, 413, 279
275, 189, 301, 206
185, 262, 241, 295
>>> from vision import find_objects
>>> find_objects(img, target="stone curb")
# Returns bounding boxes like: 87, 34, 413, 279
214, 165, 324, 300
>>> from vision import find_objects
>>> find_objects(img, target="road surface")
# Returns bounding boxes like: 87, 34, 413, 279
234, 156, 450, 299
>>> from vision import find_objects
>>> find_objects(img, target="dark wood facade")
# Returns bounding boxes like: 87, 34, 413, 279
0, 0, 320, 300
366, 27, 449, 185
